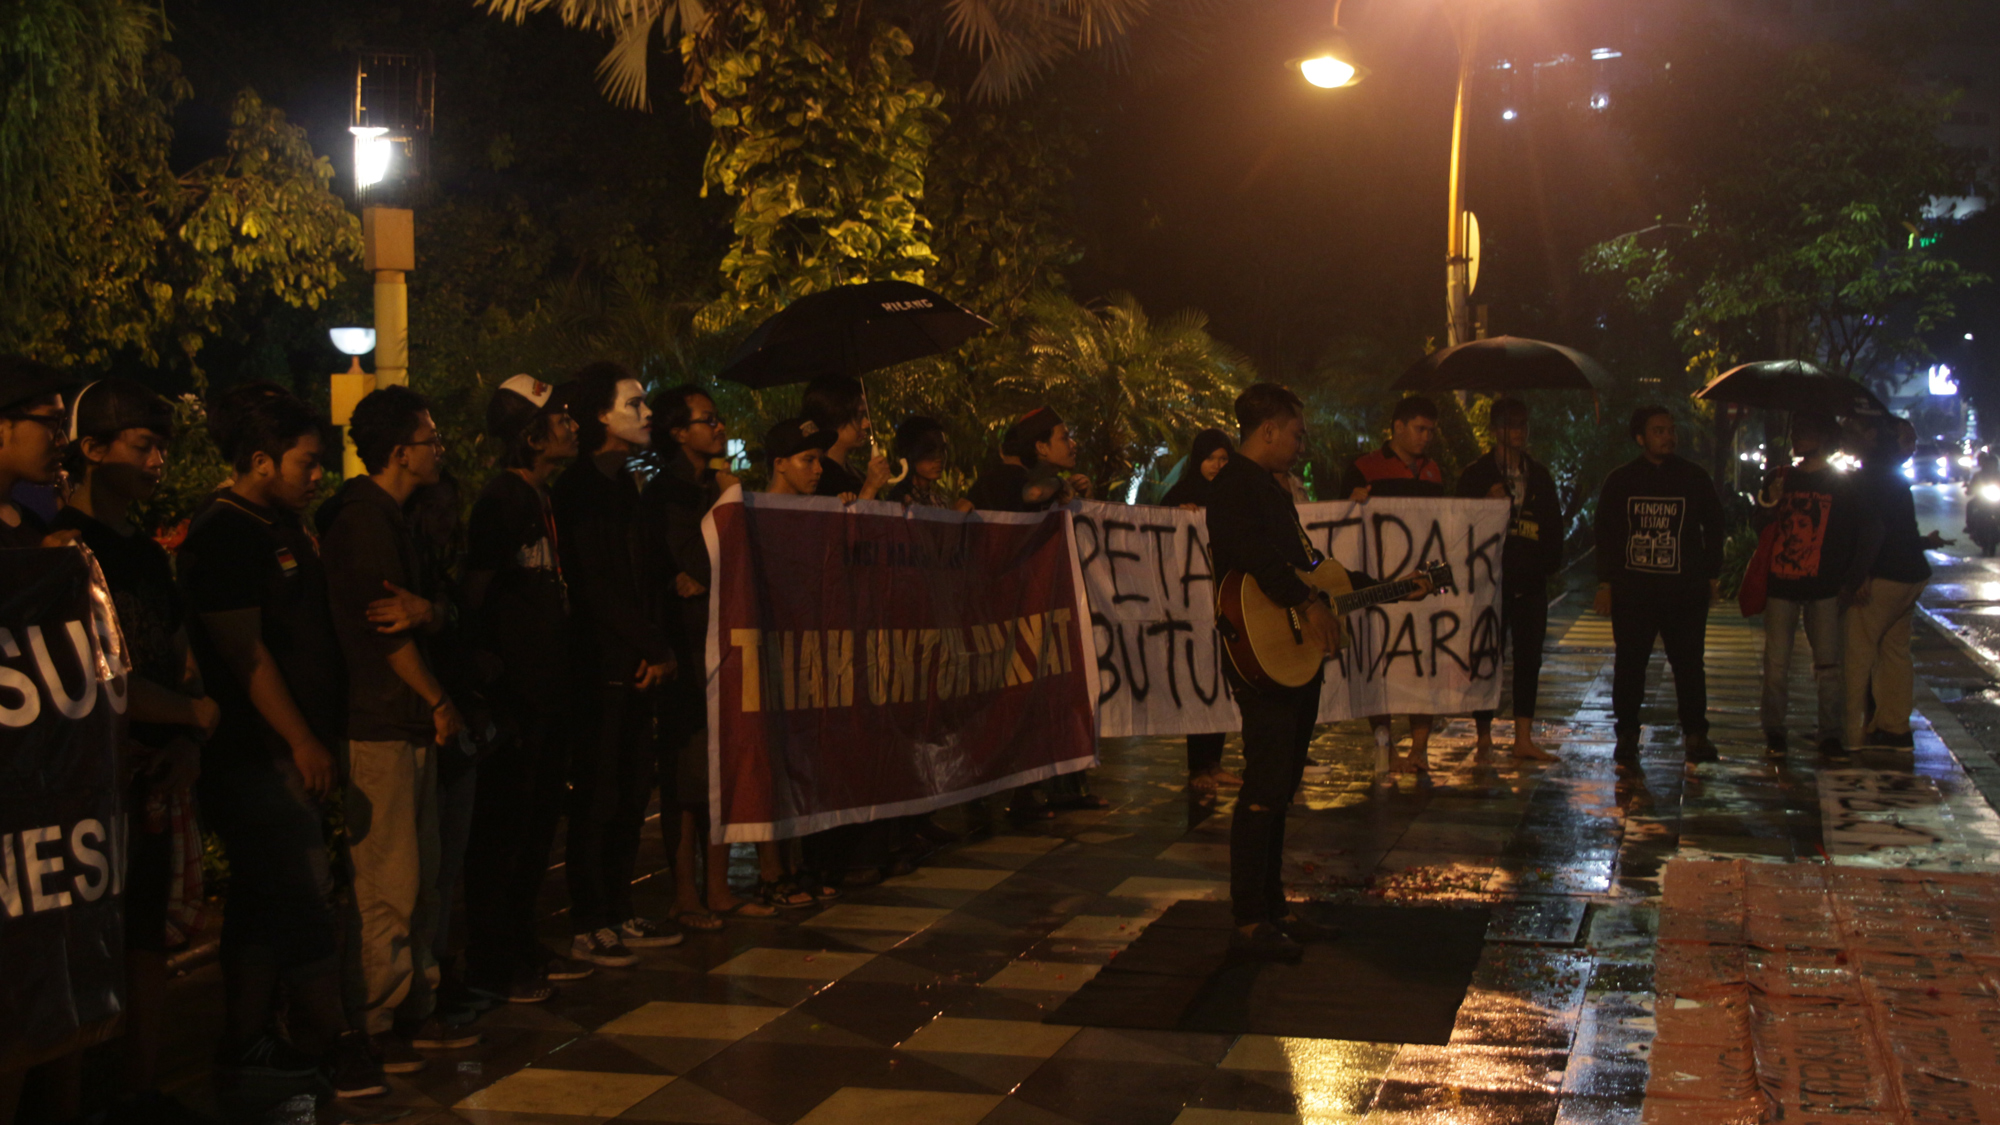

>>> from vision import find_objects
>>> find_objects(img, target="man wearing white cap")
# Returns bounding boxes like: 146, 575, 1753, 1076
463, 375, 595, 999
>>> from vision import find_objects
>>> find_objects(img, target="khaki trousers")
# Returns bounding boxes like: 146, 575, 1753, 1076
344, 738, 440, 1035
1843, 578, 1925, 747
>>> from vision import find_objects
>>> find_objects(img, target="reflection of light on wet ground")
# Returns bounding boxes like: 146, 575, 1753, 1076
1278, 1038, 1400, 1121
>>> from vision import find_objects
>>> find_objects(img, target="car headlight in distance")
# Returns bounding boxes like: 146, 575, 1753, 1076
1938, 457, 1952, 474
1980, 484, 2000, 503
1902, 462, 1917, 481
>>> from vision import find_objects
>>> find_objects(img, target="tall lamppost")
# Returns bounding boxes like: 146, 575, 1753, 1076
1298, 0, 1483, 347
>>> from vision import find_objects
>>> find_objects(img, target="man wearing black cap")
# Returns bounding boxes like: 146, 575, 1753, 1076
968, 407, 1092, 513
463, 376, 594, 1000
52, 379, 229, 1117
0, 355, 76, 549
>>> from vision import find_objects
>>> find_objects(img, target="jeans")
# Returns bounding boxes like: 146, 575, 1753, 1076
1187, 733, 1225, 775
566, 682, 657, 933
1475, 576, 1550, 722
197, 750, 338, 974
1611, 580, 1710, 741
1844, 577, 1926, 745
465, 694, 572, 987
1761, 595, 1844, 741
1227, 669, 1321, 924
432, 759, 478, 967
343, 739, 441, 1035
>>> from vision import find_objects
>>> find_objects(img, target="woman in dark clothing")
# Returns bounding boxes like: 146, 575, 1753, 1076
1162, 428, 1241, 791
885, 415, 972, 511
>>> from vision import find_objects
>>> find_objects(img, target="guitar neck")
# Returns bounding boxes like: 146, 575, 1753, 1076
1331, 577, 1422, 617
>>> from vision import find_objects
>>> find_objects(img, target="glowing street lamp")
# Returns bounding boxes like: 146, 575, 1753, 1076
1298, 1, 1485, 346
351, 126, 392, 189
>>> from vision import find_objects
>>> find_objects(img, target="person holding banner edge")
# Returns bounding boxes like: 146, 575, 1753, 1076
1210, 383, 1432, 962
1162, 427, 1242, 792
1340, 395, 1445, 778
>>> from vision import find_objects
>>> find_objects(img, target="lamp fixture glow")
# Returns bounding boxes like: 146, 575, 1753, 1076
351, 126, 391, 189
329, 327, 377, 356
1301, 53, 1359, 89
1501, 108, 1518, 120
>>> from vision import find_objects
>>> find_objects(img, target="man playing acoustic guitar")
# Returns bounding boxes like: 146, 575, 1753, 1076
1208, 383, 1433, 961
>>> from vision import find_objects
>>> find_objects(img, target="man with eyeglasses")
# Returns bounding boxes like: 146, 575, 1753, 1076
0, 356, 79, 549
317, 385, 479, 1072
647, 386, 783, 925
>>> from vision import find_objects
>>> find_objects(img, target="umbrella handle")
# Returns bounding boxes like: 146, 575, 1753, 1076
873, 436, 910, 484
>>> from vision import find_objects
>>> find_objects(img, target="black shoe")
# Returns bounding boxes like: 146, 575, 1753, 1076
1871, 730, 1915, 749
217, 1034, 322, 1080
1274, 914, 1342, 943
1228, 922, 1305, 963
327, 1032, 388, 1099
619, 916, 685, 948
401, 1017, 482, 1051
1613, 735, 1640, 761
1816, 737, 1846, 756
1683, 736, 1719, 764
534, 948, 596, 981
1764, 729, 1787, 755
571, 928, 641, 967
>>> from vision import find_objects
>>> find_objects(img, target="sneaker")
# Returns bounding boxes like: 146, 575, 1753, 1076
572, 928, 641, 967
536, 950, 596, 981
402, 1017, 482, 1051
1228, 922, 1305, 963
218, 1034, 322, 1080
327, 1032, 388, 1098
618, 916, 685, 948
369, 1033, 426, 1075
1764, 729, 1787, 755
1683, 736, 1719, 764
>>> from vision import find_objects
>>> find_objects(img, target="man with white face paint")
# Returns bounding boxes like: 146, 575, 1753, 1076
551, 362, 684, 966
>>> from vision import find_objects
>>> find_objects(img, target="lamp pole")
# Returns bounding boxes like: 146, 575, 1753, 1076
1443, 2, 1480, 347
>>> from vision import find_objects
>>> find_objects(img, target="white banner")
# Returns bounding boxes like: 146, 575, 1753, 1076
1072, 497, 1510, 736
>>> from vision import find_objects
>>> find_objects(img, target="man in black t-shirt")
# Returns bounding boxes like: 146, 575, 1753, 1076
179, 392, 384, 1098
53, 379, 227, 1118
1846, 417, 1951, 749
463, 376, 593, 999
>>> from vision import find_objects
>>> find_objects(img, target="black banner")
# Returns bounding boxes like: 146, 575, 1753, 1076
0, 547, 127, 1070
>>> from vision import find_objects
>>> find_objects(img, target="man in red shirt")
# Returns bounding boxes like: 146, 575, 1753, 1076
1340, 396, 1446, 778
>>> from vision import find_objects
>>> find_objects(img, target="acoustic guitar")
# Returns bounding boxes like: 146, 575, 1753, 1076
1217, 558, 1456, 690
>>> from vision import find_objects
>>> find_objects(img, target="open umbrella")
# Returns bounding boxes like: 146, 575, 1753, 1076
1392, 336, 1614, 396
1694, 360, 1887, 416
717, 280, 992, 389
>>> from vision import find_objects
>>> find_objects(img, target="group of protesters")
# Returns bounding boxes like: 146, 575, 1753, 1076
0, 349, 1952, 1120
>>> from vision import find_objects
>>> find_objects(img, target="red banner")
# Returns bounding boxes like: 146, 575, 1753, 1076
703, 489, 1099, 841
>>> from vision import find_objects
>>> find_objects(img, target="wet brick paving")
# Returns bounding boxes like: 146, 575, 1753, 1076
139, 590, 2000, 1125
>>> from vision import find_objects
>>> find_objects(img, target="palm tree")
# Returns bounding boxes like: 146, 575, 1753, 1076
1012, 291, 1250, 497
476, 0, 1212, 107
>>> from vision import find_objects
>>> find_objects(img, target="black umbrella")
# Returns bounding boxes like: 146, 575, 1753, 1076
717, 280, 993, 389
1694, 360, 1887, 416
1392, 336, 1614, 396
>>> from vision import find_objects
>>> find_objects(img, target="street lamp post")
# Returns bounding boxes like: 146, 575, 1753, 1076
1299, 0, 1483, 347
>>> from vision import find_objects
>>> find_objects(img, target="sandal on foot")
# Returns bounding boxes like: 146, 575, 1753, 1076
754, 878, 816, 909
673, 910, 724, 931
713, 899, 777, 919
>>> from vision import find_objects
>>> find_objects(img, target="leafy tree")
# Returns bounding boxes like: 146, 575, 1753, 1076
1585, 34, 1984, 387
685, 1, 945, 315
0, 5, 359, 380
